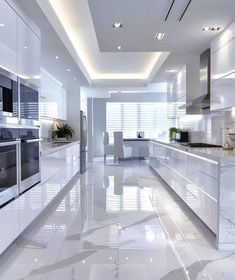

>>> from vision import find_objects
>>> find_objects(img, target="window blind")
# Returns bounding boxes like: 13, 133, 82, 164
106, 102, 175, 139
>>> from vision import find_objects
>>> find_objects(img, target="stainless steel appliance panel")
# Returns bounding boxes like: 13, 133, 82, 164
0, 127, 20, 207
80, 111, 87, 173
19, 128, 41, 193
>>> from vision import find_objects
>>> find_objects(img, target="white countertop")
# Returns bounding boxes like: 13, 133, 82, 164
150, 139, 235, 161
41, 140, 80, 156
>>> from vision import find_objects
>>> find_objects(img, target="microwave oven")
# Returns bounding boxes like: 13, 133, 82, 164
173, 131, 189, 142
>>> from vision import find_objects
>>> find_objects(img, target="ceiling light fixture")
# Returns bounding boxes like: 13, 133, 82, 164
166, 69, 178, 73
155, 32, 165, 40
202, 26, 221, 32
67, 68, 71, 72
113, 22, 122, 28
0, 23, 5, 27
56, 56, 59, 59
117, 46, 122, 50
73, 77, 77, 80
24, 46, 28, 50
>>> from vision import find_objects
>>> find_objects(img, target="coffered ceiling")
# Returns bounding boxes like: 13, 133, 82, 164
35, 0, 235, 86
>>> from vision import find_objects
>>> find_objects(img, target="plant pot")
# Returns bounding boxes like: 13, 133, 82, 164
55, 137, 67, 142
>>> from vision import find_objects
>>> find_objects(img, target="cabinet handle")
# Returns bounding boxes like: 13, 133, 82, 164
26, 138, 42, 143
0, 140, 21, 147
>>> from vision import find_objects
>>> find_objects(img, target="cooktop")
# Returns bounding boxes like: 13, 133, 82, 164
184, 143, 222, 148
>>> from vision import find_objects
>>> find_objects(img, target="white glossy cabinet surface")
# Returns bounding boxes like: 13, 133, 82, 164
124, 140, 149, 158
41, 70, 67, 120
211, 22, 235, 110
17, 17, 40, 86
41, 143, 80, 183
211, 73, 235, 110
0, 0, 18, 74
149, 141, 218, 233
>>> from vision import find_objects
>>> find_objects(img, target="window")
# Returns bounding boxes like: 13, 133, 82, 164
106, 102, 175, 140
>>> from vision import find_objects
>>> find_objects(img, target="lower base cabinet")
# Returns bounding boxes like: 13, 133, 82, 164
41, 143, 80, 183
149, 141, 218, 234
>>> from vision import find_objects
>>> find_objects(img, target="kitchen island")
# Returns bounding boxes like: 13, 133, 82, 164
150, 139, 235, 250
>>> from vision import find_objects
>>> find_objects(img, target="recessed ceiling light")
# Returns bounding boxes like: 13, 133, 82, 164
155, 32, 165, 40
67, 68, 71, 72
73, 77, 77, 80
166, 69, 178, 73
117, 46, 122, 50
24, 46, 28, 50
202, 26, 221, 32
0, 23, 5, 27
113, 22, 122, 28
56, 56, 59, 59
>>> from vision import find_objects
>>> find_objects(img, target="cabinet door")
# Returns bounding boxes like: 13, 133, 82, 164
211, 38, 235, 82
18, 18, 40, 87
211, 73, 235, 110
0, 1, 17, 74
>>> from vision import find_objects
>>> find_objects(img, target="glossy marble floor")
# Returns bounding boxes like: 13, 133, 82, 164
0, 159, 235, 280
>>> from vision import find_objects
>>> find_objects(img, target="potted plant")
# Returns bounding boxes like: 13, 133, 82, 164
52, 123, 75, 141
168, 127, 179, 141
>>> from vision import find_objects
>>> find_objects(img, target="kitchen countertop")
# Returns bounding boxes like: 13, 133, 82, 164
41, 140, 80, 156
150, 139, 235, 161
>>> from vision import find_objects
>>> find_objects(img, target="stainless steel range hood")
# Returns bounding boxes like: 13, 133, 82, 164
184, 49, 211, 114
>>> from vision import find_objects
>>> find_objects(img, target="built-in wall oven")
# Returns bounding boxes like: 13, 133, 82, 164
19, 128, 41, 193
0, 68, 18, 123
19, 79, 39, 126
0, 127, 20, 207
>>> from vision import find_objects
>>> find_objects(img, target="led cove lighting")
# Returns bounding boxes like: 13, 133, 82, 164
202, 26, 221, 32
155, 32, 165, 40
48, 0, 164, 80
113, 22, 122, 28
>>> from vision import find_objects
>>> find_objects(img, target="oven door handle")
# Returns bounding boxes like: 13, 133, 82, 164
26, 138, 42, 144
0, 140, 21, 147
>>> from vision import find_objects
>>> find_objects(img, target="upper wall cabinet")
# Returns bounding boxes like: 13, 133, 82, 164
40, 69, 67, 120
211, 22, 235, 110
17, 17, 41, 87
0, 1, 18, 74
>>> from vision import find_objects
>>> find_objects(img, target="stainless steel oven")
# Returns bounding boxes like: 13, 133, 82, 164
19, 79, 39, 127
19, 128, 41, 193
0, 127, 20, 207
0, 68, 18, 124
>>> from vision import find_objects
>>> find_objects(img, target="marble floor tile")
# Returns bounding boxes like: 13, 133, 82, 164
0, 159, 235, 280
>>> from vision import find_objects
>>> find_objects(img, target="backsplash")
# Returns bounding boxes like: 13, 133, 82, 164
178, 113, 225, 145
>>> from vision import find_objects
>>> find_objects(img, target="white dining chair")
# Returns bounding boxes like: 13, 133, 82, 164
103, 131, 114, 164
113, 131, 132, 164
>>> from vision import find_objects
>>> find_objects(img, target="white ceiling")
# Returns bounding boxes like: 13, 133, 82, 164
20, 0, 235, 88
17, 0, 89, 89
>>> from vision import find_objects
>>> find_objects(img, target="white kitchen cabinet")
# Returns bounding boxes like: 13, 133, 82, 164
0, 0, 18, 74
17, 17, 40, 87
211, 72, 235, 110
40, 69, 67, 120
41, 142, 80, 183
210, 22, 235, 110
149, 141, 219, 233
123, 140, 149, 158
